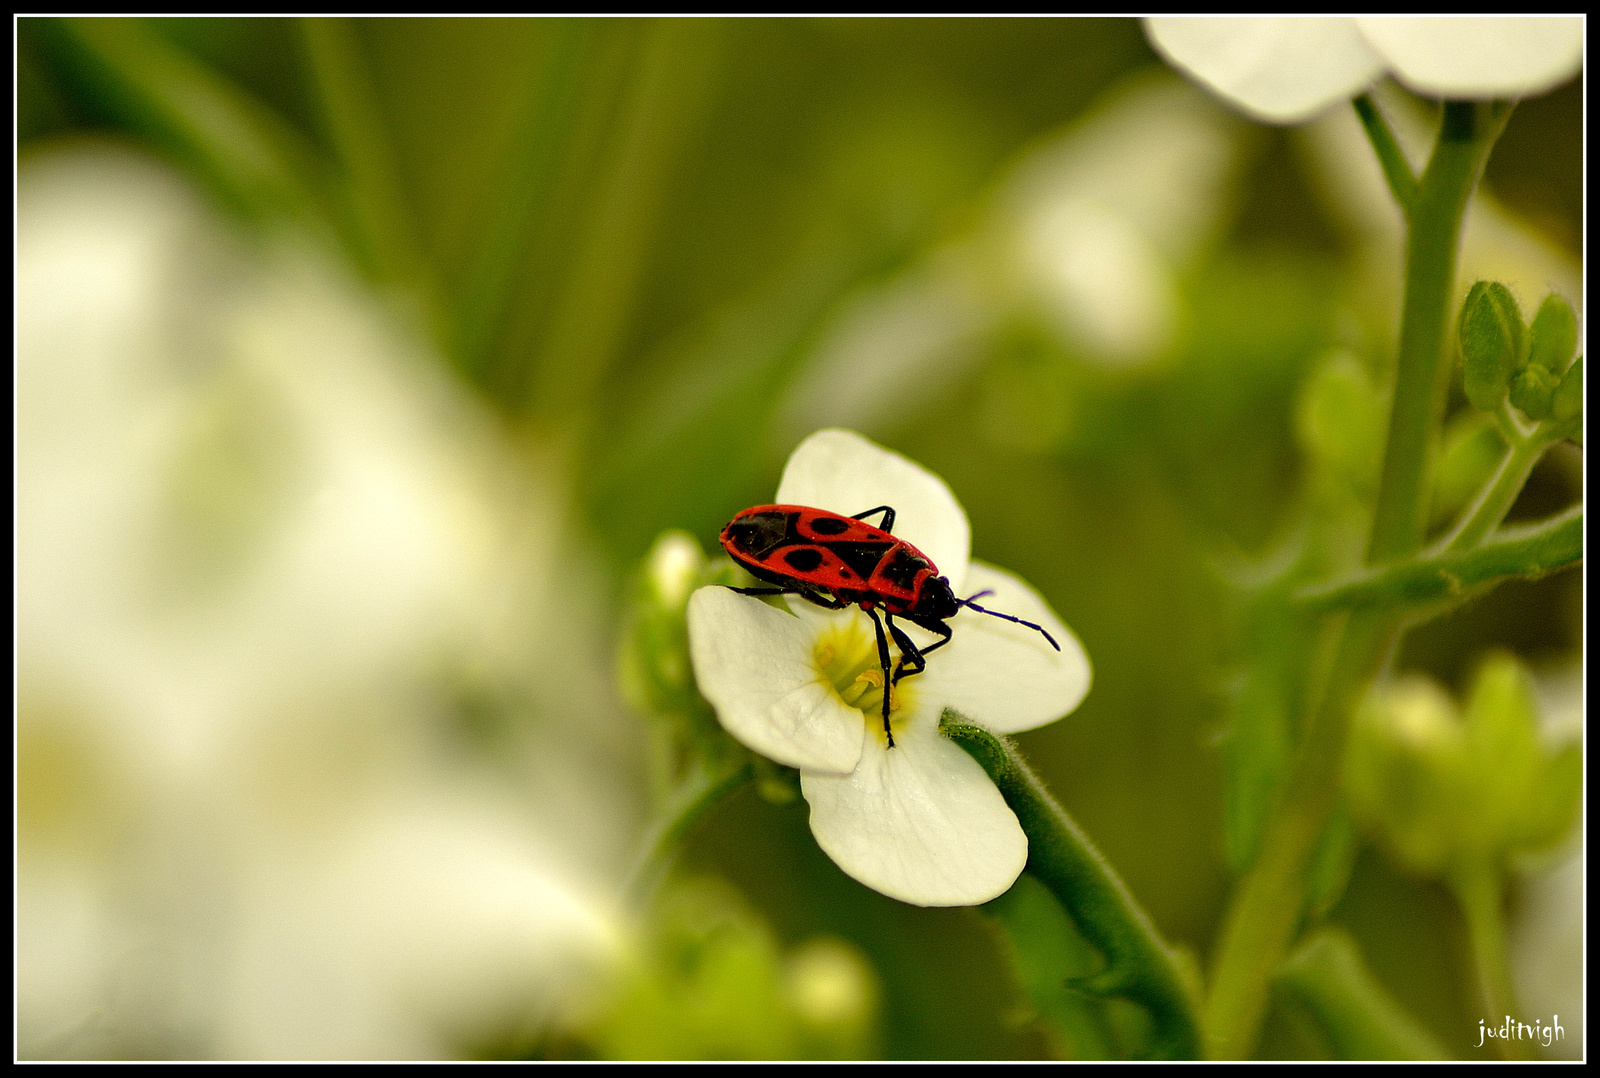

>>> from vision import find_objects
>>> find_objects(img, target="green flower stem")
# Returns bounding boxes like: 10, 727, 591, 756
1369, 100, 1511, 564
622, 760, 752, 913
1276, 927, 1449, 1060
942, 714, 1202, 1060
1205, 609, 1396, 1059
1442, 418, 1565, 554
1296, 506, 1581, 614
1204, 101, 1511, 1060
1352, 94, 1418, 211
1449, 864, 1532, 1061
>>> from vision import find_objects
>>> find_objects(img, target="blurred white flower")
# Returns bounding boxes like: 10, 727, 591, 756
17, 144, 635, 1059
687, 430, 1091, 906
1145, 17, 1583, 124
999, 71, 1240, 369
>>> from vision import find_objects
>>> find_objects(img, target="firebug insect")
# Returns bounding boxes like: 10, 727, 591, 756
719, 504, 1060, 748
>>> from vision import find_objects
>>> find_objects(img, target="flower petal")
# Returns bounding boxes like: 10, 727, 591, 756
687, 586, 864, 773
914, 562, 1090, 735
1145, 17, 1384, 124
1356, 17, 1582, 100
800, 712, 1027, 906
776, 429, 970, 589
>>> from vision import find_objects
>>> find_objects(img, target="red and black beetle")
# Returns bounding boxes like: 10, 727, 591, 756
719, 503, 1059, 747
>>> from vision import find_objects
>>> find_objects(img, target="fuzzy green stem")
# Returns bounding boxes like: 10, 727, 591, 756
1450, 865, 1532, 1060
1204, 101, 1511, 1060
622, 760, 752, 913
1296, 506, 1581, 614
1369, 101, 1511, 564
1352, 95, 1418, 211
1442, 421, 1561, 554
1205, 610, 1396, 1059
942, 714, 1202, 1059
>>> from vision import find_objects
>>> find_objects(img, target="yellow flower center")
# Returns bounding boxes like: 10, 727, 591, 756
814, 617, 915, 745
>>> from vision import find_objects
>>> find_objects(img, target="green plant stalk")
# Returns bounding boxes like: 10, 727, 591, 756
942, 714, 1202, 1060
1442, 417, 1563, 553
1204, 101, 1510, 1060
1351, 94, 1418, 210
1276, 927, 1449, 1060
1371, 101, 1511, 563
622, 760, 752, 913
1450, 864, 1533, 1060
1296, 505, 1581, 614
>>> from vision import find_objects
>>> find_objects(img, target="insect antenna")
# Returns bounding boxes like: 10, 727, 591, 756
958, 594, 1060, 651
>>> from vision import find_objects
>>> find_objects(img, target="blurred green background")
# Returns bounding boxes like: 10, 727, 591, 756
17, 17, 1581, 1059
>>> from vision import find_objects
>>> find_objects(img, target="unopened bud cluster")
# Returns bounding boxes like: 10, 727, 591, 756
1459, 284, 1581, 425
1345, 654, 1580, 880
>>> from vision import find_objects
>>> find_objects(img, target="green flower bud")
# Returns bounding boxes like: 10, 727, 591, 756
1430, 411, 1502, 531
1461, 654, 1580, 860
1295, 350, 1384, 501
1508, 363, 1558, 421
1458, 281, 1524, 413
1525, 293, 1578, 376
1346, 676, 1463, 877
619, 531, 708, 717
1551, 356, 1582, 423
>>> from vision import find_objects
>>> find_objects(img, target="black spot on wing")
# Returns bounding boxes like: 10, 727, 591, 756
878, 546, 929, 590
807, 515, 849, 535
830, 541, 894, 580
726, 510, 792, 558
783, 547, 825, 573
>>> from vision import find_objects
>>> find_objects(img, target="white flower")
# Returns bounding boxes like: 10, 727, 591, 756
1145, 17, 1583, 124
18, 143, 629, 1059
686, 430, 1091, 907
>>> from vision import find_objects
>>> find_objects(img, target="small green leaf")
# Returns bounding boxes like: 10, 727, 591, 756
1276, 929, 1449, 1060
1459, 281, 1524, 413
982, 874, 1117, 1060
1525, 293, 1578, 376
1509, 364, 1557, 421
1551, 356, 1582, 423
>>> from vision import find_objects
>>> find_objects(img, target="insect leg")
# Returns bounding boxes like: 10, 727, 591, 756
728, 584, 850, 611
885, 614, 927, 684
896, 613, 953, 682
851, 505, 896, 533
865, 606, 896, 748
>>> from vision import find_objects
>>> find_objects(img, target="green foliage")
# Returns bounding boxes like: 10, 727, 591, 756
942, 714, 1202, 1060
1296, 350, 1386, 504
981, 873, 1118, 1059
1457, 281, 1523, 413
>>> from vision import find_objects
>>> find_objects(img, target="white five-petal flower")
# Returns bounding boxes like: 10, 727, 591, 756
687, 430, 1091, 907
1145, 16, 1583, 124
